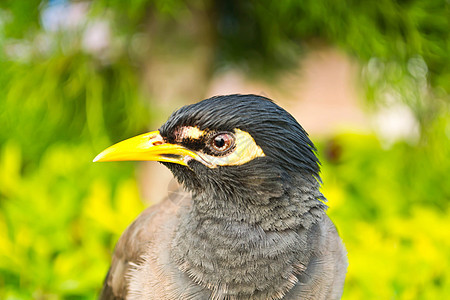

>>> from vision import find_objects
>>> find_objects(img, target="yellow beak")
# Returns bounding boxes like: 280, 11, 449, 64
93, 131, 199, 166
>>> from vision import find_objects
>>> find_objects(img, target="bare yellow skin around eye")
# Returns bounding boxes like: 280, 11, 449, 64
198, 129, 265, 168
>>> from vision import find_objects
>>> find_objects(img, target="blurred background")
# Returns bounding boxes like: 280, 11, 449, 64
0, 0, 449, 299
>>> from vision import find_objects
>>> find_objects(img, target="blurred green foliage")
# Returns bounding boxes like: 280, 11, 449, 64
0, 0, 449, 299
0, 22, 150, 297
321, 113, 450, 298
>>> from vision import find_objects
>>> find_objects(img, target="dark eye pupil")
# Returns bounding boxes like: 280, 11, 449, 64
210, 132, 235, 153
214, 137, 225, 148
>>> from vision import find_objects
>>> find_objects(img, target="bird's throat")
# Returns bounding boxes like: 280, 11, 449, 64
170, 173, 326, 299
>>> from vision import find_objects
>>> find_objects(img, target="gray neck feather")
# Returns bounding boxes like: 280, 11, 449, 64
170, 172, 326, 299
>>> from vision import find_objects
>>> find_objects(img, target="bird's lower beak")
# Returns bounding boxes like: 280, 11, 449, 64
93, 131, 198, 166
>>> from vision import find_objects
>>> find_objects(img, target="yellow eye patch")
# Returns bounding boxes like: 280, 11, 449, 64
197, 129, 265, 168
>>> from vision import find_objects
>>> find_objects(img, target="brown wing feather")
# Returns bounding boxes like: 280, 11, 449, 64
288, 215, 347, 300
99, 189, 190, 299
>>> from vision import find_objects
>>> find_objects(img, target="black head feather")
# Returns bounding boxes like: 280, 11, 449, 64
160, 94, 320, 178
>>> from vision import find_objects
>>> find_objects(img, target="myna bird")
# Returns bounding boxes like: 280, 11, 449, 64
94, 94, 347, 300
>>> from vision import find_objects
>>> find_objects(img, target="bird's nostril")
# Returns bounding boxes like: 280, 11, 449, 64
152, 141, 163, 146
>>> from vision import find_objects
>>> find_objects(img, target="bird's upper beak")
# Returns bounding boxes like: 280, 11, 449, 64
93, 131, 199, 166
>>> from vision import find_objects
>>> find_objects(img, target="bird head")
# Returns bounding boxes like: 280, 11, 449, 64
94, 94, 320, 202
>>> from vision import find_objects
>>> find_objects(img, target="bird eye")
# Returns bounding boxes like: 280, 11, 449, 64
210, 132, 235, 154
